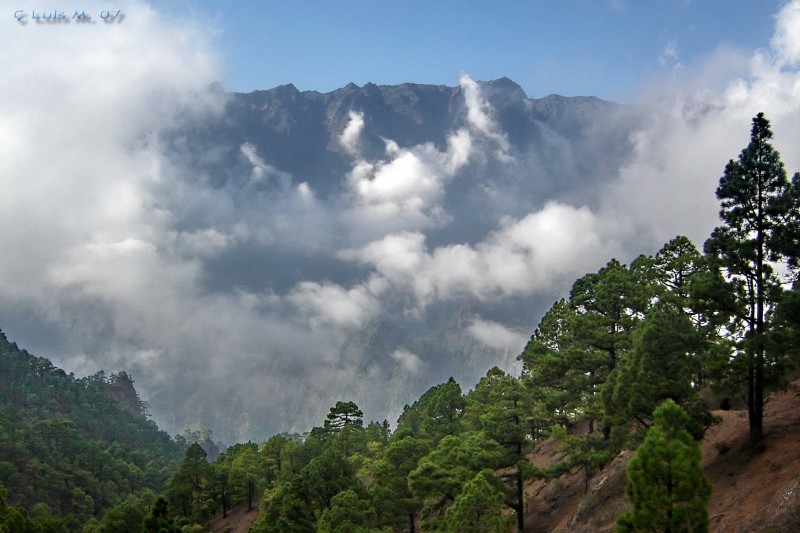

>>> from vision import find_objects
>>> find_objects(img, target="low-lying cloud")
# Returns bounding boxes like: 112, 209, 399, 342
1, 0, 800, 442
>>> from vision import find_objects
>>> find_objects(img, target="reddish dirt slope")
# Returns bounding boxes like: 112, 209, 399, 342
205, 504, 259, 533
524, 380, 800, 532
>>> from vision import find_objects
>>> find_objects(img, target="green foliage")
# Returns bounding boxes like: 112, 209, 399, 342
395, 378, 465, 443
616, 400, 711, 533
166, 443, 214, 524
84, 492, 154, 533
227, 443, 260, 511
409, 431, 505, 530
605, 304, 713, 447
519, 298, 583, 433
464, 367, 528, 450
141, 497, 180, 533
443, 470, 512, 533
569, 258, 648, 372
324, 401, 364, 434
315, 490, 379, 533
0, 483, 36, 533
704, 112, 800, 446
368, 435, 430, 531
251, 444, 364, 533
0, 331, 182, 530
464, 367, 530, 531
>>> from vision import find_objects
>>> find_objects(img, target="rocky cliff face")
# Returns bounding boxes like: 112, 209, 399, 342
165, 78, 634, 197
101, 371, 146, 420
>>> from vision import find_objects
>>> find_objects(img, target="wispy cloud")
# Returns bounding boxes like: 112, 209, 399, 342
659, 40, 683, 70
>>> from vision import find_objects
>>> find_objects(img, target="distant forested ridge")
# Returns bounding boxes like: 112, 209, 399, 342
0, 329, 184, 531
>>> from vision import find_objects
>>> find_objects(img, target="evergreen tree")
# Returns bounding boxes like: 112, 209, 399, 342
323, 401, 364, 433
166, 443, 211, 521
315, 490, 379, 533
519, 298, 583, 433
605, 304, 711, 447
0, 483, 36, 533
443, 470, 511, 533
616, 400, 711, 533
395, 378, 465, 444
228, 444, 261, 511
408, 431, 505, 531
141, 497, 180, 533
704, 112, 799, 447
464, 367, 529, 532
569, 259, 649, 433
369, 436, 430, 533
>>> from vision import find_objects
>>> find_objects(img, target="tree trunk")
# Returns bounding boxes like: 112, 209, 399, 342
515, 468, 524, 532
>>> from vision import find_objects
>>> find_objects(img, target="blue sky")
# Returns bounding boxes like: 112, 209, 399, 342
190, 0, 782, 101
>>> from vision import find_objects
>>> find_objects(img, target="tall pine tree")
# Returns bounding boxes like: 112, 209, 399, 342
704, 112, 798, 447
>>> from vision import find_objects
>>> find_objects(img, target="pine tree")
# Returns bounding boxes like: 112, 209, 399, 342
616, 400, 711, 533
464, 367, 530, 532
606, 304, 709, 446
443, 470, 511, 533
704, 112, 798, 447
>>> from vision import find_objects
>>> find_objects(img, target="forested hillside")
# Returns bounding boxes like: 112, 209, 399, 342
0, 330, 184, 531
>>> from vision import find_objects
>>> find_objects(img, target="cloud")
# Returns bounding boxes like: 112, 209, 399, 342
601, 0, 800, 252
459, 74, 511, 159
0, 1, 221, 302
340, 111, 365, 155
659, 40, 682, 70
466, 319, 528, 356
3, 1, 800, 444
240, 142, 292, 189
390, 349, 427, 375
340, 74, 511, 238
773, 0, 800, 68
342, 202, 609, 308
288, 277, 388, 329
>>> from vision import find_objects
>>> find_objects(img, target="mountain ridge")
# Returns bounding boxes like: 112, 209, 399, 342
172, 77, 632, 197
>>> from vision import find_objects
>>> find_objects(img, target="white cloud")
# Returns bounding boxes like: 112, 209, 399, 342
603, 0, 800, 251
240, 142, 293, 190
660, 40, 682, 70
342, 74, 511, 237
288, 277, 387, 329
460, 74, 511, 159
343, 202, 608, 307
340, 111, 365, 155
390, 349, 427, 375
772, 0, 800, 68
0, 0, 222, 303
467, 319, 528, 354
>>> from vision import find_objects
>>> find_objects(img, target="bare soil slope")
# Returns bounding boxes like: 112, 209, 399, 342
205, 504, 259, 533
524, 380, 800, 532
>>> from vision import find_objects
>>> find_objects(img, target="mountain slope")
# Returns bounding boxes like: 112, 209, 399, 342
167, 77, 633, 198
0, 329, 183, 530
523, 380, 800, 532
140, 78, 643, 442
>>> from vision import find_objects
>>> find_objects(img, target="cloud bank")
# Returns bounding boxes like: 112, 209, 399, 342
1, 0, 799, 442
